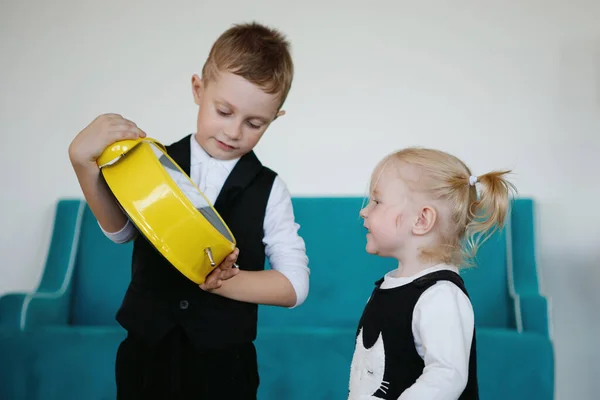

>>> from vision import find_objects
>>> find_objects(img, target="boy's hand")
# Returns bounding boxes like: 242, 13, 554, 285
68, 113, 146, 167
199, 248, 240, 291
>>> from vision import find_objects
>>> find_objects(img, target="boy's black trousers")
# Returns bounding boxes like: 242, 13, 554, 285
115, 325, 259, 400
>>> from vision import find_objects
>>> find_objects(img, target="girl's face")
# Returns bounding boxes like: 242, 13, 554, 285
359, 163, 419, 258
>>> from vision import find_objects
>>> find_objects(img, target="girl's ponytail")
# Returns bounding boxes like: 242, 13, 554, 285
465, 170, 517, 258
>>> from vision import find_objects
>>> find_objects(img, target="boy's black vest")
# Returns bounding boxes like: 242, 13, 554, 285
115, 134, 277, 351
354, 270, 479, 399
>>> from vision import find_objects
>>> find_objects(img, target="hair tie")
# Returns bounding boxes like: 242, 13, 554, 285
469, 175, 478, 186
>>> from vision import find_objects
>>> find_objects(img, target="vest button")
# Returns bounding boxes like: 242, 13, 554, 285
179, 300, 189, 310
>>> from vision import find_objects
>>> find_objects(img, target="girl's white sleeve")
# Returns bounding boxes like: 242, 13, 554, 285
398, 281, 475, 400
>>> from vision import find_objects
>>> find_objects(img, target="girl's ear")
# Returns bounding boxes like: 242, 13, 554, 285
412, 206, 437, 236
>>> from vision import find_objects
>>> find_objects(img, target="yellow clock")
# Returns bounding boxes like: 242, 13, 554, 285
96, 137, 236, 284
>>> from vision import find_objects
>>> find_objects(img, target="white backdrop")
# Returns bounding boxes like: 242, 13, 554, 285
1, 1, 599, 398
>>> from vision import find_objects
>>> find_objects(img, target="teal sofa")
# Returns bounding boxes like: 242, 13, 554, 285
0, 197, 554, 399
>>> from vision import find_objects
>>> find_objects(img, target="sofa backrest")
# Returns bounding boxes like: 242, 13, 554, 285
67, 197, 532, 330
259, 197, 523, 331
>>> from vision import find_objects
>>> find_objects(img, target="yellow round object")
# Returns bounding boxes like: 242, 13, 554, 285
97, 137, 236, 284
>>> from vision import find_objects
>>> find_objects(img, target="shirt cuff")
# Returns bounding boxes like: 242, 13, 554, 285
271, 256, 310, 308
98, 219, 137, 244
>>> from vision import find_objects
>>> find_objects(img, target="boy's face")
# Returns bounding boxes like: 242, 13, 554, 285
191, 70, 285, 160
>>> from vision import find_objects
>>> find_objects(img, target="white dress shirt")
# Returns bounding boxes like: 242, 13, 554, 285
349, 264, 474, 400
101, 135, 310, 307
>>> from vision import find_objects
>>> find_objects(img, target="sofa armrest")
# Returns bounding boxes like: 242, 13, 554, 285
516, 293, 551, 337
0, 199, 85, 330
0, 291, 72, 329
0, 293, 27, 327
509, 199, 552, 338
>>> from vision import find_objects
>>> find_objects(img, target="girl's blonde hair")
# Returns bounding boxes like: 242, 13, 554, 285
375, 147, 516, 267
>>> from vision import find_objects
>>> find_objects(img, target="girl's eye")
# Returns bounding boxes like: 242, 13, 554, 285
217, 109, 231, 116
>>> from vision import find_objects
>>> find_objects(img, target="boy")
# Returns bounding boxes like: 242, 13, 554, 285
68, 22, 309, 399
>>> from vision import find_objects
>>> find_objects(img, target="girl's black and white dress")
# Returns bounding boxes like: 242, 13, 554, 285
348, 264, 479, 399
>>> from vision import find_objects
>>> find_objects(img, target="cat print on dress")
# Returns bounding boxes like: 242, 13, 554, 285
348, 328, 389, 400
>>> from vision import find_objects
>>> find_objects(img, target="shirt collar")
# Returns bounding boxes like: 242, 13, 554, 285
189, 134, 239, 172
384, 263, 459, 284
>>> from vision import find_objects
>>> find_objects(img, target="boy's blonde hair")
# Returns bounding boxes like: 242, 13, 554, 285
202, 22, 294, 108
374, 148, 516, 267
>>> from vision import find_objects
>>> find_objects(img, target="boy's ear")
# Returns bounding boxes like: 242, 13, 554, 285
274, 110, 286, 120
412, 206, 437, 236
191, 74, 204, 106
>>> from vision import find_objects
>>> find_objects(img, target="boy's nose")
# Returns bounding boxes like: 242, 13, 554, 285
224, 123, 243, 140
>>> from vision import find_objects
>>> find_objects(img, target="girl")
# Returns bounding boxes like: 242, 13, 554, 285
348, 148, 515, 400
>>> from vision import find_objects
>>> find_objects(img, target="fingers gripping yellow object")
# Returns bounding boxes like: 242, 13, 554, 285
96, 137, 236, 284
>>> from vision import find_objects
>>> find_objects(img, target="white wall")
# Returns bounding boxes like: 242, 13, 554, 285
1, 0, 599, 398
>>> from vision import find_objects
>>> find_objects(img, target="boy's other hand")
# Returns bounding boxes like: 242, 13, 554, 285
199, 248, 240, 291
69, 113, 146, 167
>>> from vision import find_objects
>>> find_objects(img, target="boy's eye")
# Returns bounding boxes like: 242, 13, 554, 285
217, 109, 231, 116
246, 121, 262, 129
